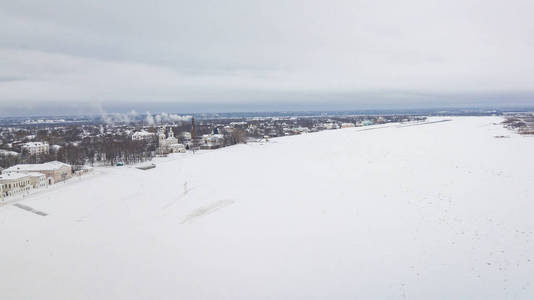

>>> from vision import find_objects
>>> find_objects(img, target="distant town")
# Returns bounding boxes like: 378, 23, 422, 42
1, 109, 533, 202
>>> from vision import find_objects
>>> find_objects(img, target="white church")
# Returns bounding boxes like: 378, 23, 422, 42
157, 127, 186, 154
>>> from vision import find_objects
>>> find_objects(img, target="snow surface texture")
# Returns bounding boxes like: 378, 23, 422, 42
1, 117, 533, 299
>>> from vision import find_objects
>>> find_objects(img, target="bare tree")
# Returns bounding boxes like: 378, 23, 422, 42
227, 128, 247, 145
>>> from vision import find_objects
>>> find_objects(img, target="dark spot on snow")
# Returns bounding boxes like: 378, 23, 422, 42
13, 203, 47, 216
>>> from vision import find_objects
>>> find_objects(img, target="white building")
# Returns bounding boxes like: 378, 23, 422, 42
181, 132, 192, 141
168, 143, 186, 153
292, 127, 310, 134
27, 172, 47, 190
341, 123, 355, 128
21, 142, 49, 155
50, 144, 62, 153
0, 172, 32, 201
324, 122, 339, 130
158, 128, 186, 154
4, 161, 72, 184
132, 130, 156, 141
201, 134, 225, 149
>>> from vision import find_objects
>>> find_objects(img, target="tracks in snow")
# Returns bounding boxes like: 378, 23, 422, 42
181, 199, 235, 224
13, 203, 47, 216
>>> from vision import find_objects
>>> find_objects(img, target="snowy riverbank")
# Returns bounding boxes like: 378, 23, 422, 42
1, 116, 533, 299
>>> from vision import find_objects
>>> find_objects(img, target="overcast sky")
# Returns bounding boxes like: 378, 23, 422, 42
1, 0, 534, 115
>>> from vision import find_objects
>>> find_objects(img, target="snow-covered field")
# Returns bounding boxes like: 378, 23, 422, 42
1, 117, 533, 299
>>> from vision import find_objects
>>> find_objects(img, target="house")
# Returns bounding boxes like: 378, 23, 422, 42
132, 130, 156, 141
201, 134, 225, 149
21, 142, 49, 155
168, 143, 186, 153
324, 122, 339, 130
4, 161, 72, 185
293, 127, 310, 134
50, 144, 62, 153
341, 123, 355, 128
181, 132, 192, 142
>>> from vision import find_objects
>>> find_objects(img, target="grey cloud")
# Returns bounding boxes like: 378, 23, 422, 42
0, 76, 25, 82
1, 0, 534, 113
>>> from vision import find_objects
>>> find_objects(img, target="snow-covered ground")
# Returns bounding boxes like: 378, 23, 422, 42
1, 117, 533, 299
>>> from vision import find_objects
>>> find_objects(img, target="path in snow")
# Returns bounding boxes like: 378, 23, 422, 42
13, 203, 47, 216
181, 199, 235, 224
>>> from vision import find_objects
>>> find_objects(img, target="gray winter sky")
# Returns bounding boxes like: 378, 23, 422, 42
1, 0, 534, 115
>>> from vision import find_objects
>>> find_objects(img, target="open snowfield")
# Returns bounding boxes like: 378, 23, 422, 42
1, 116, 534, 299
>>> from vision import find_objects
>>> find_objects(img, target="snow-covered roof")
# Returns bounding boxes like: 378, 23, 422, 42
4, 161, 71, 172
202, 134, 224, 139
133, 130, 155, 136
0, 149, 19, 156
26, 172, 46, 178
0, 172, 30, 181
21, 142, 49, 147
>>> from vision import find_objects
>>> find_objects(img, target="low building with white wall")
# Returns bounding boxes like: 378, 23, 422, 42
27, 172, 47, 190
4, 161, 72, 185
0, 173, 32, 201
201, 134, 225, 149
132, 130, 156, 141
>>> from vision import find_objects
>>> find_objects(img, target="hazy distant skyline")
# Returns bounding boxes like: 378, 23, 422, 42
1, 0, 534, 115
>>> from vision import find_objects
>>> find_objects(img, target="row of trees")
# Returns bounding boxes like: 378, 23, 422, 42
0, 154, 21, 169
1, 135, 157, 169
224, 128, 248, 146
1, 122, 252, 169
63, 136, 157, 166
